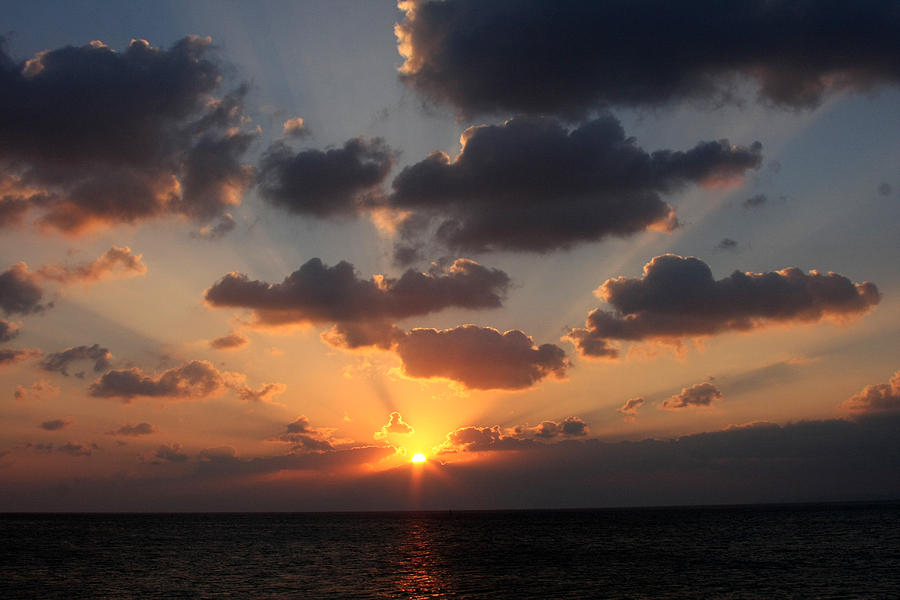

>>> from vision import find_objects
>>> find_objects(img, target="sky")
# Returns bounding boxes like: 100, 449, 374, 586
0, 0, 898, 511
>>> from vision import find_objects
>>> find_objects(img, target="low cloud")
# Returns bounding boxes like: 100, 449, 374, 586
113, 422, 157, 436
842, 370, 900, 414
205, 257, 510, 348
440, 416, 588, 452
275, 416, 335, 452
396, 0, 900, 116
233, 382, 286, 404
0, 318, 20, 343
209, 332, 248, 350
258, 137, 394, 217
0, 348, 41, 369
0, 262, 46, 315
716, 238, 738, 251
618, 397, 645, 416
36, 247, 146, 283
57, 442, 98, 457
89, 360, 227, 402
386, 115, 760, 256
661, 382, 723, 410
0, 37, 255, 234
39, 419, 70, 431
153, 444, 189, 463
191, 213, 237, 241
517, 417, 588, 439
742, 193, 769, 209
39, 344, 112, 377
374, 411, 414, 439
395, 325, 569, 390
13, 379, 58, 401
568, 254, 880, 358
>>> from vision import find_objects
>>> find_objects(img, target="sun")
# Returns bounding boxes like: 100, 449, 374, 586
411, 452, 427, 463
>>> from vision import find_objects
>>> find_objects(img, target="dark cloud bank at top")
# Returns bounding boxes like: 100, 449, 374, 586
0, 36, 254, 233
569, 254, 881, 358
388, 115, 761, 257
397, 0, 900, 117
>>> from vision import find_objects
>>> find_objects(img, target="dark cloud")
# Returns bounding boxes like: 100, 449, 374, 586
0, 318, 19, 343
442, 416, 588, 452
742, 193, 769, 209
276, 416, 335, 452
89, 360, 227, 402
388, 115, 760, 254
154, 444, 189, 463
520, 417, 589, 439
233, 382, 286, 404
209, 332, 248, 350
258, 137, 394, 217
191, 213, 237, 241
37, 246, 146, 283
0, 262, 45, 315
662, 381, 723, 410
396, 0, 900, 116
0, 348, 40, 369
113, 422, 157, 436
39, 344, 112, 377
57, 442, 98, 457
619, 397, 645, 416
716, 238, 738, 251
877, 182, 893, 197
205, 258, 510, 346
375, 411, 414, 439
40, 419, 69, 431
0, 37, 255, 233
842, 370, 900, 414
395, 325, 569, 390
13, 379, 57, 401
568, 254, 881, 358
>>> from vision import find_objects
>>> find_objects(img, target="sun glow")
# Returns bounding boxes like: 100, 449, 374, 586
411, 453, 427, 463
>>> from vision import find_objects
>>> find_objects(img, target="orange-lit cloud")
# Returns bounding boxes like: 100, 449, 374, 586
842, 370, 900, 413
39, 344, 112, 377
374, 411, 414, 439
661, 382, 723, 410
209, 332, 249, 350
0, 348, 41, 369
37, 246, 146, 283
618, 397, 645, 416
13, 379, 58, 402
568, 254, 880, 358
111, 422, 158, 436
0, 262, 46, 315
439, 416, 589, 453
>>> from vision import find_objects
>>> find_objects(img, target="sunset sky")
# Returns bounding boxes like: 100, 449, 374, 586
1, 0, 898, 511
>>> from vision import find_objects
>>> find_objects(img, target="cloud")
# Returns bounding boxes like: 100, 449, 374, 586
395, 325, 568, 390
0, 348, 41, 369
276, 416, 335, 452
37, 247, 146, 283
39, 344, 112, 377
0, 318, 19, 343
618, 397, 645, 416
113, 422, 157, 436
57, 442, 98, 457
233, 382, 286, 404
567, 254, 881, 358
387, 115, 760, 255
440, 416, 587, 452
662, 382, 723, 410
842, 371, 900, 414
154, 444, 189, 463
40, 418, 70, 431
375, 411, 414, 439
13, 379, 58, 401
191, 213, 237, 241
257, 137, 394, 217
396, 0, 900, 116
877, 182, 893, 197
518, 417, 589, 439
89, 360, 227, 402
282, 117, 307, 138
205, 257, 510, 346
0, 262, 46, 315
0, 37, 255, 234
742, 193, 769, 209
209, 332, 248, 350
716, 238, 738, 251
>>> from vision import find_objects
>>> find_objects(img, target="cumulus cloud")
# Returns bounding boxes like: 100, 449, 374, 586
662, 382, 723, 410
39, 344, 112, 377
387, 115, 760, 256
375, 411, 414, 439
205, 257, 510, 347
88, 360, 227, 402
0, 37, 255, 234
113, 422, 157, 436
618, 397, 645, 416
191, 213, 237, 241
394, 325, 568, 390
842, 371, 900, 414
567, 254, 880, 358
13, 379, 58, 401
209, 332, 248, 350
282, 117, 307, 138
57, 442, 98, 457
154, 444, 189, 463
440, 416, 587, 452
0, 348, 41, 369
276, 416, 335, 452
0, 318, 19, 343
0, 262, 46, 315
518, 417, 589, 439
37, 247, 146, 283
40, 419, 70, 431
257, 137, 394, 217
396, 0, 900, 116
716, 238, 738, 251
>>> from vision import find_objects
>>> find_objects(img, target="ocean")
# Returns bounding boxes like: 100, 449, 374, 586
2, 502, 898, 599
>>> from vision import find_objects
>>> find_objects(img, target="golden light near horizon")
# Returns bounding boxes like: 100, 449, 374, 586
411, 453, 427, 463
